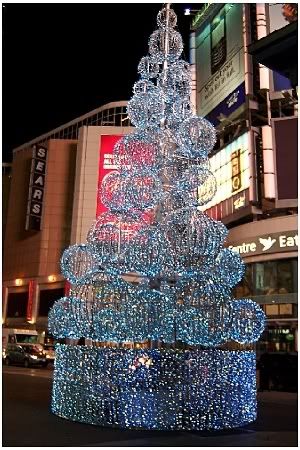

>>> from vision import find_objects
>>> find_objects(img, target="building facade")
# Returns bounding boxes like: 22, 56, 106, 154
2, 163, 12, 246
3, 5, 298, 355
2, 102, 132, 341
191, 3, 298, 354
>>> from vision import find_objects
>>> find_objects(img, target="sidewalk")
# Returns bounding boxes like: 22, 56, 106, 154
257, 390, 298, 404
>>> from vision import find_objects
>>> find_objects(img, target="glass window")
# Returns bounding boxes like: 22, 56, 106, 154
38, 288, 65, 316
7, 292, 28, 318
15, 334, 38, 344
233, 258, 297, 297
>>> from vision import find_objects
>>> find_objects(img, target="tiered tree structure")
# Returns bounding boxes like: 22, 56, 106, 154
49, 5, 265, 430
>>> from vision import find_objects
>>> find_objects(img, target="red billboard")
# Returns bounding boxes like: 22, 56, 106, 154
96, 134, 154, 236
97, 135, 122, 217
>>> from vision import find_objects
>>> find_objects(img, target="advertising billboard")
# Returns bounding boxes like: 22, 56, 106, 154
200, 132, 250, 213
96, 134, 154, 241
97, 135, 121, 217
195, 3, 245, 123
273, 117, 298, 208
268, 3, 293, 92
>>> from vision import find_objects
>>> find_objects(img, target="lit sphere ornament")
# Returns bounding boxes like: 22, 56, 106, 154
162, 210, 228, 277
113, 131, 160, 174
149, 29, 183, 63
175, 165, 211, 193
157, 7, 177, 29
123, 172, 164, 211
177, 302, 232, 347
120, 288, 174, 342
177, 116, 217, 158
100, 171, 160, 215
197, 170, 217, 206
60, 244, 99, 285
230, 299, 266, 344
127, 91, 164, 130
87, 211, 146, 268
133, 80, 157, 95
123, 225, 174, 278
172, 97, 193, 121
137, 56, 160, 79
175, 276, 232, 308
212, 248, 245, 288
100, 171, 128, 213
48, 297, 86, 339
157, 64, 191, 100
94, 308, 124, 343
94, 279, 131, 307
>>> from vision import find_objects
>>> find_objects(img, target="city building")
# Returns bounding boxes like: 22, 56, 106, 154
2, 163, 12, 246
3, 4, 298, 355
191, 3, 298, 354
2, 101, 132, 340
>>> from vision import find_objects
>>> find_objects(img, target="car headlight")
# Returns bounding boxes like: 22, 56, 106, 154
30, 355, 38, 360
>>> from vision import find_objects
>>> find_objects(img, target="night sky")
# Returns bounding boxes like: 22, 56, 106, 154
2, 3, 193, 162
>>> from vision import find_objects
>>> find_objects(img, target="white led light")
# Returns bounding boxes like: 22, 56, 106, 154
50, 4, 265, 431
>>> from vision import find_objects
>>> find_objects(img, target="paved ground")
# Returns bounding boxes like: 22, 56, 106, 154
2, 366, 298, 447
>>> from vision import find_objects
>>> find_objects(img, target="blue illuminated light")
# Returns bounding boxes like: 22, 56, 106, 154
49, 5, 265, 431
52, 345, 257, 430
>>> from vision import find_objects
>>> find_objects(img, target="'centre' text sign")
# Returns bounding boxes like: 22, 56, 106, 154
228, 230, 298, 256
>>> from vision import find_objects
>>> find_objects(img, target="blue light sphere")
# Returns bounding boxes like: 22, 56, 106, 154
157, 7, 177, 29
230, 298, 266, 344
197, 170, 217, 206
149, 29, 183, 63
137, 56, 160, 79
94, 308, 124, 343
177, 116, 217, 158
127, 91, 164, 130
177, 302, 232, 347
212, 248, 245, 288
60, 244, 99, 286
87, 212, 146, 267
48, 297, 87, 339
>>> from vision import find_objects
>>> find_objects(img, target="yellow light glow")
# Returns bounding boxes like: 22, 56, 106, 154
48, 275, 56, 282
15, 278, 22, 286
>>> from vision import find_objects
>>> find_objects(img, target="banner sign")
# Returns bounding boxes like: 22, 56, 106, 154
205, 82, 245, 126
26, 280, 36, 322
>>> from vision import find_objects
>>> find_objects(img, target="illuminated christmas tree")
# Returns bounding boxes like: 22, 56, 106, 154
49, 5, 265, 430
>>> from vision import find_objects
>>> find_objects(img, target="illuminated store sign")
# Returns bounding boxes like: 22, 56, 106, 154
25, 145, 48, 231
200, 132, 249, 211
231, 149, 241, 192
228, 231, 298, 256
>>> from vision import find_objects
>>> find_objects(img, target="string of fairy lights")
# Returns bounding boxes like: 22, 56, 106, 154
49, 5, 265, 430
52, 346, 257, 430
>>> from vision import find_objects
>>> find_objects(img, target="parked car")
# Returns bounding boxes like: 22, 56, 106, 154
43, 344, 56, 364
4, 343, 47, 368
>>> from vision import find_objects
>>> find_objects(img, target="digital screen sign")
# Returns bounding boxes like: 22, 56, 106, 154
200, 132, 250, 211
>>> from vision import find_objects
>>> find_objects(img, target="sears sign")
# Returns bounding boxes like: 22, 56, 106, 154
25, 144, 48, 231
